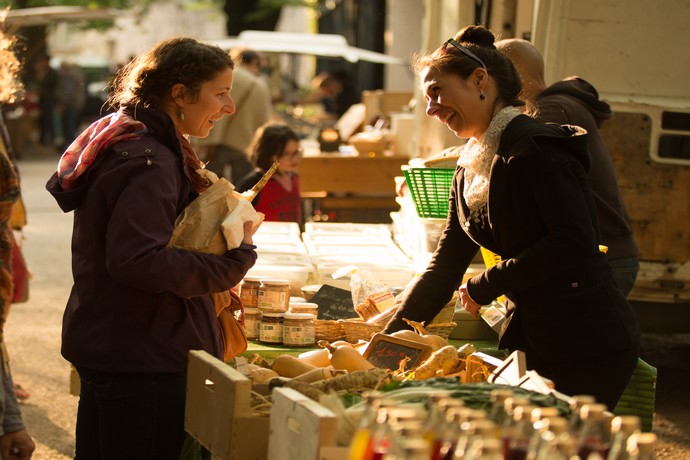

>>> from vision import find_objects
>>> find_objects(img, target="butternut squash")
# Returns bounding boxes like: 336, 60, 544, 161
423, 334, 449, 352
271, 354, 317, 378
297, 348, 332, 367
323, 342, 375, 373
390, 330, 428, 346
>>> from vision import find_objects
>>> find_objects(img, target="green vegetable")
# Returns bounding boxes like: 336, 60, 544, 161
378, 379, 571, 416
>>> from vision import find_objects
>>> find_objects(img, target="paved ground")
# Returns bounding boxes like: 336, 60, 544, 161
4, 151, 690, 459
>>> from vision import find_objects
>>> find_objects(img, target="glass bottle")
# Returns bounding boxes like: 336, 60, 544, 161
576, 403, 611, 459
396, 438, 434, 460
453, 419, 496, 460
429, 399, 465, 460
626, 432, 656, 460
500, 396, 531, 456
422, 393, 455, 452
554, 436, 580, 460
505, 404, 538, 460
385, 419, 425, 460
349, 392, 383, 460
568, 395, 597, 438
370, 408, 421, 460
527, 416, 569, 460
607, 416, 641, 460
488, 388, 514, 427
432, 406, 467, 460
464, 437, 504, 460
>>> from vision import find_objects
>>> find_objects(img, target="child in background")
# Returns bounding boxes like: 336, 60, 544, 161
236, 123, 303, 225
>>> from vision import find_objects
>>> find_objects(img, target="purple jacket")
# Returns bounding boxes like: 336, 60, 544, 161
46, 107, 257, 373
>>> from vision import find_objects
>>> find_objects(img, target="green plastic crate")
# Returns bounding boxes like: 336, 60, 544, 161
613, 358, 657, 432
403, 167, 455, 218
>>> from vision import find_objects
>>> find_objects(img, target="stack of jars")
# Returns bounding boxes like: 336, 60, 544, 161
346, 389, 656, 460
239, 276, 317, 347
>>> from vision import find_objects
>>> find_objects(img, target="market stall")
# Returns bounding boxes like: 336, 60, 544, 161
179, 158, 656, 460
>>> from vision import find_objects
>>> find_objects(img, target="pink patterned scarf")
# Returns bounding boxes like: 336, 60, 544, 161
57, 110, 147, 190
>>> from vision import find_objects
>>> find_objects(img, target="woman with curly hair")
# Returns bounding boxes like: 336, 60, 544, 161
46, 37, 258, 459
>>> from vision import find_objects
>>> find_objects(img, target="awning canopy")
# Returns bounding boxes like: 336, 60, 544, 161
4, 6, 122, 28
208, 30, 409, 65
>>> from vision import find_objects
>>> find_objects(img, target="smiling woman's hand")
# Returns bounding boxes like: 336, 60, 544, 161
458, 283, 482, 318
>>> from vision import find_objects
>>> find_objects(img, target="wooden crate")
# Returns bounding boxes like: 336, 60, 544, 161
269, 387, 348, 460
185, 350, 270, 460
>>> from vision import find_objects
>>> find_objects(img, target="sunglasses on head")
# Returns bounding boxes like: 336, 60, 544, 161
443, 38, 488, 72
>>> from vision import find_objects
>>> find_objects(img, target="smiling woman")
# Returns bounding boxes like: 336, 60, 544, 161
385, 25, 641, 412
45, 37, 259, 459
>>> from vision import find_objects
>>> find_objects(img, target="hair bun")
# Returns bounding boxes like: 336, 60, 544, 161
455, 25, 496, 49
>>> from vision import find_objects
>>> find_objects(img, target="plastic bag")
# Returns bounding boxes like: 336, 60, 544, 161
333, 265, 395, 321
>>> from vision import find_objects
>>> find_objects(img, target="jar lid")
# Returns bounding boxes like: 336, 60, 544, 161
284, 312, 316, 320
261, 312, 285, 318
289, 302, 318, 310
261, 279, 290, 286
241, 276, 263, 283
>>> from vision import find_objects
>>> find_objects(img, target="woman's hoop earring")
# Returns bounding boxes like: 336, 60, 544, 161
179, 110, 185, 121
479, 92, 486, 101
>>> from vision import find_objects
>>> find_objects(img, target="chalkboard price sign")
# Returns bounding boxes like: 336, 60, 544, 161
363, 333, 432, 371
310, 284, 358, 320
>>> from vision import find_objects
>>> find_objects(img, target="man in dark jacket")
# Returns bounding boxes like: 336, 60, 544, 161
497, 38, 639, 296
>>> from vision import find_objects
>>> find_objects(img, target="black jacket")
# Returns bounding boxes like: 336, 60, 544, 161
537, 77, 638, 260
386, 115, 640, 362
46, 107, 257, 373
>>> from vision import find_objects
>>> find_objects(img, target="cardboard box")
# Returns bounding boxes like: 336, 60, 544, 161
269, 387, 348, 460
185, 350, 270, 460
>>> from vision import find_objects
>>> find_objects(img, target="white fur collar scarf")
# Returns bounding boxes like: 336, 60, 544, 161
457, 106, 521, 213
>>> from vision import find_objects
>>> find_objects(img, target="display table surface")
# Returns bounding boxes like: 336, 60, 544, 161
243, 338, 502, 361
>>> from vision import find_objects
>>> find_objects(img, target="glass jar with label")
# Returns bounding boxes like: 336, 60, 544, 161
258, 279, 291, 311
259, 311, 284, 345
283, 312, 316, 347
244, 308, 261, 341
239, 277, 262, 309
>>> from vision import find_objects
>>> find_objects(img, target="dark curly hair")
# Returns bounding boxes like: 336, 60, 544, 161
414, 25, 525, 109
107, 37, 234, 110
249, 123, 299, 172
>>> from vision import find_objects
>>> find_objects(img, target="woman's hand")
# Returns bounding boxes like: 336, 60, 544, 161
458, 283, 482, 318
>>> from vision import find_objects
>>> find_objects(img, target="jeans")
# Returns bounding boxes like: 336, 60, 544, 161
75, 367, 187, 460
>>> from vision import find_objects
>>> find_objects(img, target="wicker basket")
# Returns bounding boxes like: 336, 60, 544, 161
339, 318, 384, 343
426, 322, 457, 340
314, 319, 346, 342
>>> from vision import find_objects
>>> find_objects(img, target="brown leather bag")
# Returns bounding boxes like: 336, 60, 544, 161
212, 290, 248, 362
